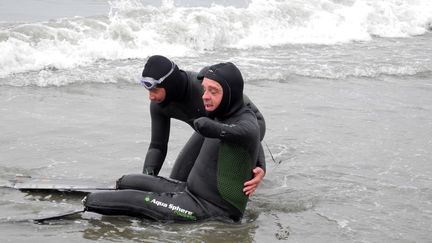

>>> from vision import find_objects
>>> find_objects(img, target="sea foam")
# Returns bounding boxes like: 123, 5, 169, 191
0, 0, 431, 78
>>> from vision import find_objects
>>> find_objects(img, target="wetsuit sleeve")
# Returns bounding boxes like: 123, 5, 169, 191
243, 95, 266, 140
243, 95, 266, 172
143, 102, 170, 175
193, 115, 258, 145
256, 143, 266, 172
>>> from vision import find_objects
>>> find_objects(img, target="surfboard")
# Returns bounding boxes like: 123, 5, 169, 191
0, 209, 86, 224
2, 175, 116, 193
33, 208, 86, 223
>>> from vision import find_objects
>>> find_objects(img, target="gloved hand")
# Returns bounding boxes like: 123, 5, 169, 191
143, 168, 155, 175
193, 117, 222, 138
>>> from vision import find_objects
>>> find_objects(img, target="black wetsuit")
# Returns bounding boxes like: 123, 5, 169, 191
84, 62, 260, 222
144, 70, 266, 179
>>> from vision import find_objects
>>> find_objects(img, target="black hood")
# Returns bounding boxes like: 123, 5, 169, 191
203, 62, 244, 119
142, 55, 187, 106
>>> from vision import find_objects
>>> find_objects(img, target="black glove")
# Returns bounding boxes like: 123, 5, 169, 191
143, 167, 156, 175
193, 117, 222, 138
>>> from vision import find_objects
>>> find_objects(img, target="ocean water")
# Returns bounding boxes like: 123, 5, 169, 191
1, 0, 432, 242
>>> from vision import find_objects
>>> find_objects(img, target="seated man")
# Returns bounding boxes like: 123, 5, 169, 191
83, 62, 260, 222
139, 55, 266, 196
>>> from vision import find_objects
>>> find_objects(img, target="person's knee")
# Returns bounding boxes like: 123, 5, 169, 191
116, 174, 151, 190
83, 191, 139, 217
83, 191, 110, 211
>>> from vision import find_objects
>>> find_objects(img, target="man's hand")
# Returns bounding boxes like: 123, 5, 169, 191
193, 117, 221, 138
243, 167, 265, 196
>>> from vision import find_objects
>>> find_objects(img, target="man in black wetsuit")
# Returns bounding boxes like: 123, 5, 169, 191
138, 55, 266, 196
84, 62, 260, 222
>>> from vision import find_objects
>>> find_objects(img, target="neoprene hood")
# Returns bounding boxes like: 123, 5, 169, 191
142, 55, 187, 105
203, 62, 244, 118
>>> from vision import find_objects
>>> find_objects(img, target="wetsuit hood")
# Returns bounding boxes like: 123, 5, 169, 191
142, 55, 187, 106
203, 62, 244, 119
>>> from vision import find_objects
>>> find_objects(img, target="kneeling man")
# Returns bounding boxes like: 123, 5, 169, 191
84, 62, 260, 222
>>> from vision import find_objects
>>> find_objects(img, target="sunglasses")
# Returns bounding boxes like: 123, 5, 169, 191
140, 61, 175, 90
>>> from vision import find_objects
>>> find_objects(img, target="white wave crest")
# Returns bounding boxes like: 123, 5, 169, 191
0, 0, 431, 78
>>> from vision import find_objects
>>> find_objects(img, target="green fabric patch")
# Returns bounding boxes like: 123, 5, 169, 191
217, 143, 252, 212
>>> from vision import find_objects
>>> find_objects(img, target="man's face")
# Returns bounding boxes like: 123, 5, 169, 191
148, 87, 166, 103
202, 78, 223, 112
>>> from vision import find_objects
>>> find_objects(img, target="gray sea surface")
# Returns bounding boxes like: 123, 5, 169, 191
1, 0, 432, 242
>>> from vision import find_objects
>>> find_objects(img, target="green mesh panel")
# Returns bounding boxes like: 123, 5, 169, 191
217, 143, 252, 212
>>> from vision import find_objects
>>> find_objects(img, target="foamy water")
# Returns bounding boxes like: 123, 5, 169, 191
1, 0, 431, 81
